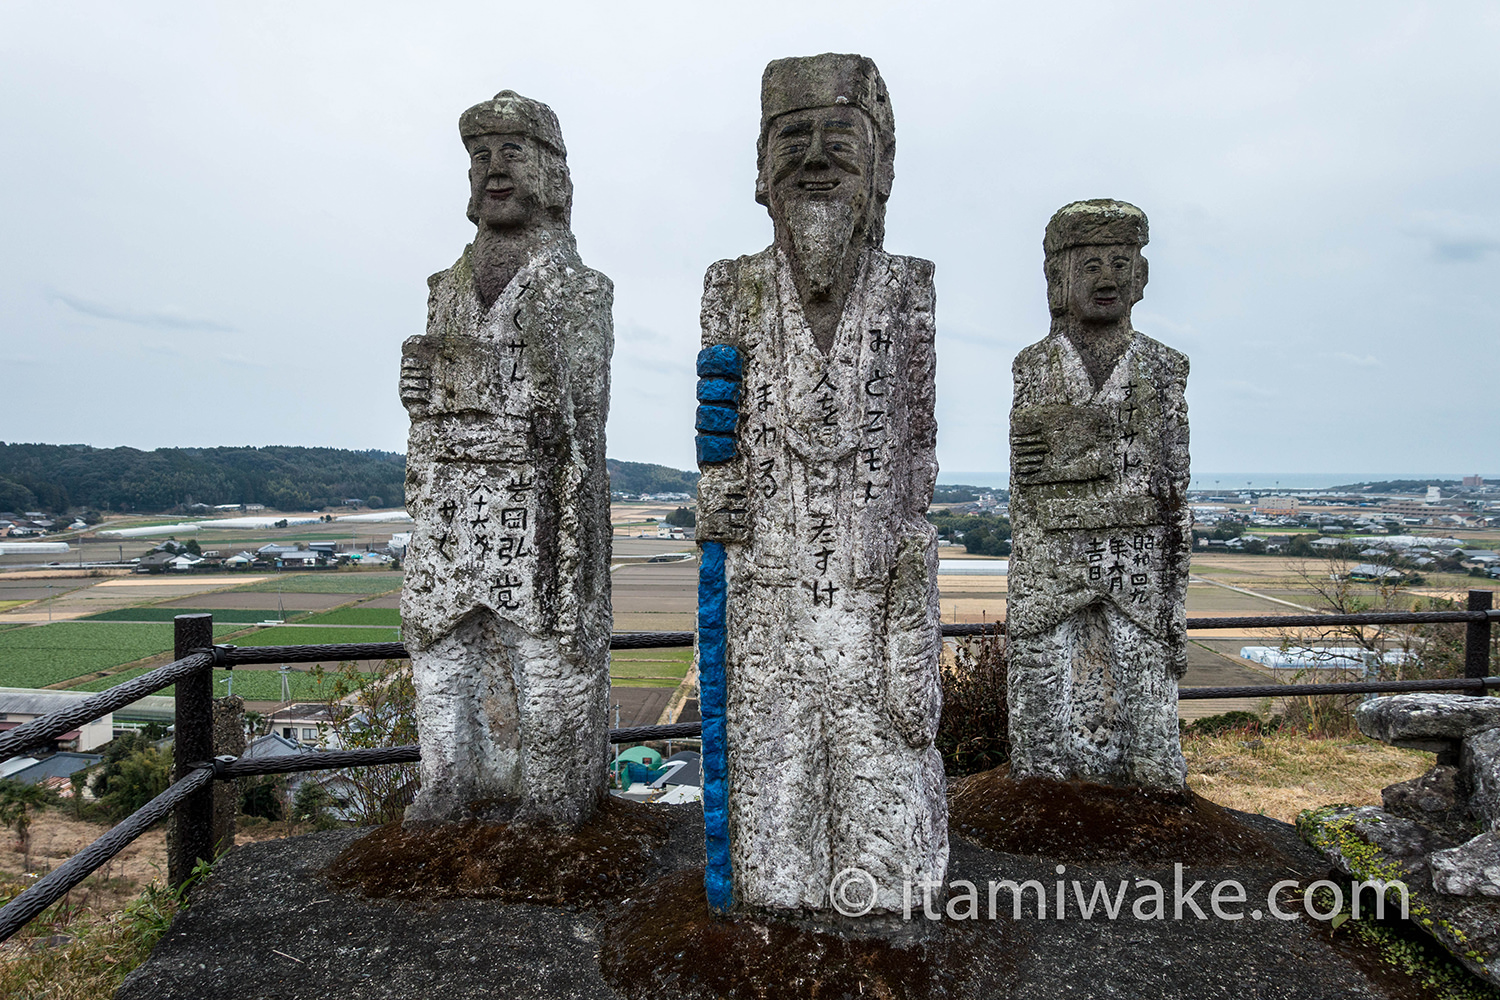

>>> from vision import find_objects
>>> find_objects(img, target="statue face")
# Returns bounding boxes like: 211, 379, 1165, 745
1065, 244, 1144, 324
466, 133, 543, 230
764, 107, 876, 227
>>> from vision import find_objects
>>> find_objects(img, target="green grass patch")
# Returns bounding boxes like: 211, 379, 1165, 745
231, 625, 401, 646
80, 607, 297, 624
232, 572, 403, 595
67, 663, 364, 700
298, 607, 403, 627
0, 623, 241, 689
0, 600, 29, 612
608, 677, 683, 688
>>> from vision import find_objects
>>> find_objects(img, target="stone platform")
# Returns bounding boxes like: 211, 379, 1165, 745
118, 801, 1456, 1000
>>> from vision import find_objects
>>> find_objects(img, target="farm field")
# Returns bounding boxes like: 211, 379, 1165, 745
610, 647, 693, 688
80, 607, 298, 623
0, 622, 242, 689
298, 608, 402, 627
231, 573, 403, 595
231, 625, 401, 646
68, 663, 345, 701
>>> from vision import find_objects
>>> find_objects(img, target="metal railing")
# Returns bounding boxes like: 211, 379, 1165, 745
0, 590, 1494, 943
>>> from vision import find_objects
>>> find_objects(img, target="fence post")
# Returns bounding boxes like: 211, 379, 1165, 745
1466, 589, 1493, 682
168, 613, 215, 891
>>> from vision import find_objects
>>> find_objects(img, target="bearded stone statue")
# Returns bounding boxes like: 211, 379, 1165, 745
693, 53, 947, 917
399, 91, 613, 828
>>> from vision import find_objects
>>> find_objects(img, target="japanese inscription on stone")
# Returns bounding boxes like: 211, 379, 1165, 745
1007, 200, 1191, 790
400, 91, 613, 828
695, 53, 947, 916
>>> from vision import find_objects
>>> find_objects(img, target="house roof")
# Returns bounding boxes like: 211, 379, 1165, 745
1, 752, 102, 785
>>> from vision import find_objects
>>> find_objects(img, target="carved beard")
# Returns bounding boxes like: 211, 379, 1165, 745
781, 199, 860, 299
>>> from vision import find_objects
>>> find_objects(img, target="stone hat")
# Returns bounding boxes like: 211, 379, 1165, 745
1044, 199, 1148, 255
459, 90, 566, 156
759, 53, 894, 145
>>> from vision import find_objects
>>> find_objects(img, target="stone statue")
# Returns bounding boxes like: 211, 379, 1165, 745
1007, 200, 1190, 790
694, 53, 947, 916
399, 91, 613, 827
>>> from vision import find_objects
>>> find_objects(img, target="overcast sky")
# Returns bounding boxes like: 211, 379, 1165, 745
2, 1, 1496, 477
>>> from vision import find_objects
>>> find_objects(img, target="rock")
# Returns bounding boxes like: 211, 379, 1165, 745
120, 810, 1436, 1000
1007, 200, 1191, 790
693, 53, 946, 917
1464, 726, 1500, 830
400, 90, 612, 828
1382, 765, 1481, 841
1430, 831, 1500, 898
1301, 804, 1500, 987
1356, 693, 1500, 747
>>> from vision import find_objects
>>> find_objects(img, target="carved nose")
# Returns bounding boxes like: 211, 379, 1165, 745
804, 130, 830, 168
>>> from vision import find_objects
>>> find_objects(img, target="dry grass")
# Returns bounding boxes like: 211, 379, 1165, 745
0, 810, 330, 998
1183, 729, 1430, 823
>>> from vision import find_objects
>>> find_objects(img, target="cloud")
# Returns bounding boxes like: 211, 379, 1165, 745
1322, 352, 1382, 368
51, 293, 239, 333
1405, 212, 1500, 262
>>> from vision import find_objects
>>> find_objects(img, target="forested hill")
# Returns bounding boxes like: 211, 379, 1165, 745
0, 443, 408, 513
605, 459, 699, 496
0, 444, 704, 514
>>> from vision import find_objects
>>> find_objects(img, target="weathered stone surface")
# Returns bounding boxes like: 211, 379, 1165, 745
1382, 764, 1481, 842
1007, 200, 1191, 790
122, 810, 1424, 1000
1301, 804, 1500, 987
400, 90, 612, 828
1464, 725, 1500, 830
1356, 693, 1500, 746
694, 53, 946, 916
1430, 830, 1500, 897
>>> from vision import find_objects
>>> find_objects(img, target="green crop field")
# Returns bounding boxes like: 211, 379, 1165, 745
233, 573, 403, 595
298, 608, 403, 627
0, 622, 241, 689
68, 664, 355, 701
231, 625, 402, 646
81, 607, 299, 624
609, 647, 692, 687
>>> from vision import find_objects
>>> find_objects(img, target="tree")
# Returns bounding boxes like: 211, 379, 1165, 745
665, 506, 696, 527
0, 779, 55, 870
184, 539, 202, 556
310, 659, 418, 825
366, 496, 383, 509
98, 746, 172, 820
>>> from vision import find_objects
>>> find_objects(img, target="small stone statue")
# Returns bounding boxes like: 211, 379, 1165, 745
695, 53, 947, 916
400, 91, 613, 827
1007, 200, 1191, 790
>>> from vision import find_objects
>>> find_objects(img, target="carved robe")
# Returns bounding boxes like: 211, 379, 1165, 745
1007, 329, 1191, 788
697, 246, 947, 913
401, 239, 612, 825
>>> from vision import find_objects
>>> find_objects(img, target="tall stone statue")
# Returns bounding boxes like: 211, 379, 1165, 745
1007, 200, 1190, 790
399, 91, 613, 827
694, 53, 947, 916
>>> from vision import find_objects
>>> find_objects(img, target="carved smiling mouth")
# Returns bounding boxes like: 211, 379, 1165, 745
799, 180, 839, 192
486, 186, 515, 200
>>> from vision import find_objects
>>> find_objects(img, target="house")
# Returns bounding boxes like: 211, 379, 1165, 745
0, 688, 114, 751
0, 751, 103, 790
134, 551, 178, 574
1348, 563, 1405, 582
224, 551, 256, 567
266, 703, 341, 747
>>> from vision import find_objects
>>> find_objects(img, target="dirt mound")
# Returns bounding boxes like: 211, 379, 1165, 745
949, 766, 1287, 864
323, 797, 678, 906
598, 869, 1017, 1000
